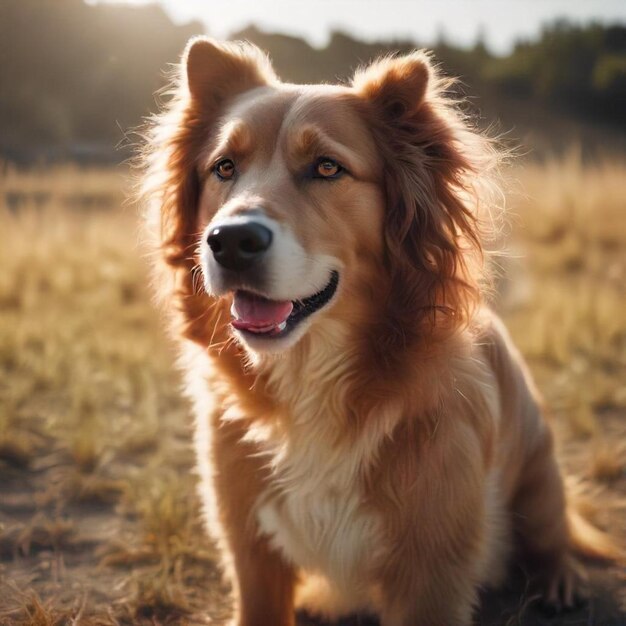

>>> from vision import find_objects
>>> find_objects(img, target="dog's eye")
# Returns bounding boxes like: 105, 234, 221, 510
314, 158, 343, 179
214, 158, 236, 181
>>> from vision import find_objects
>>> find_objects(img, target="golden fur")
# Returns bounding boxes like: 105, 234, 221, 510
140, 37, 617, 626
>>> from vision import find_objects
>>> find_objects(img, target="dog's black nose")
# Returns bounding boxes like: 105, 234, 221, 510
207, 221, 273, 271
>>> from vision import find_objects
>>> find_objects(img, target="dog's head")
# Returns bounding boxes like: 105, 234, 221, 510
148, 38, 496, 357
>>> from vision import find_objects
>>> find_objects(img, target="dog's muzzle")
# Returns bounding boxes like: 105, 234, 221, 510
202, 213, 340, 343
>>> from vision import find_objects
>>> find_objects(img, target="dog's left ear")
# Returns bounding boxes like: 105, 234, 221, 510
352, 51, 431, 122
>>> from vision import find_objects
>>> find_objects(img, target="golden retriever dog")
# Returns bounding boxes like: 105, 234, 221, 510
140, 37, 617, 625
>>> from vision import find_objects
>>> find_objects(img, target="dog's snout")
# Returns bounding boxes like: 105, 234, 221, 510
207, 221, 273, 271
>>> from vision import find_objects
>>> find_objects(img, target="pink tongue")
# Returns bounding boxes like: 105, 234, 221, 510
231, 291, 293, 331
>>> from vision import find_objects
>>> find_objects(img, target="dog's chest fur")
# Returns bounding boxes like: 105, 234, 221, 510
255, 422, 383, 587
252, 330, 389, 587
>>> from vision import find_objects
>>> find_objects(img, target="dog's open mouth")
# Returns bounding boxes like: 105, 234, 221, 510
230, 271, 339, 338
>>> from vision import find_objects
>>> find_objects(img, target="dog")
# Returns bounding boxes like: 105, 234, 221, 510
140, 37, 617, 626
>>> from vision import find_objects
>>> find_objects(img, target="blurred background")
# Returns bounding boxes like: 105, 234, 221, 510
0, 1, 624, 625
2, 0, 626, 161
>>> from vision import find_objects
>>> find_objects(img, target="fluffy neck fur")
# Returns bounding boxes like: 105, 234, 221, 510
193, 291, 473, 441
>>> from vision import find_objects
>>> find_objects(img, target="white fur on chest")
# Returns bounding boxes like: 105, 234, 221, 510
250, 323, 396, 590
255, 427, 382, 590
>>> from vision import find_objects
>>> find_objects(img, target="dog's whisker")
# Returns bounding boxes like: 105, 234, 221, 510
208, 308, 225, 351
217, 336, 236, 357
190, 264, 204, 295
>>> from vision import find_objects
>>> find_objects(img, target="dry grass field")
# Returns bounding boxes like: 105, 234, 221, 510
0, 156, 624, 625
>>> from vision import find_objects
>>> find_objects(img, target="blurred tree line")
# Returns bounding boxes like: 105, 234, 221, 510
0, 0, 201, 161
1, 0, 625, 162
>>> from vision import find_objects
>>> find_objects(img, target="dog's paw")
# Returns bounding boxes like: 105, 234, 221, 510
296, 574, 360, 622
540, 554, 589, 615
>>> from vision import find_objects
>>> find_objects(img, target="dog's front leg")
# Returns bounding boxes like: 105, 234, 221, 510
211, 416, 296, 626
227, 533, 296, 626
378, 550, 480, 626
374, 426, 491, 626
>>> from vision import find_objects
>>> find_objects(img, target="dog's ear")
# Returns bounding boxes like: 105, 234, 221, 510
354, 52, 493, 334
352, 51, 431, 122
184, 37, 276, 108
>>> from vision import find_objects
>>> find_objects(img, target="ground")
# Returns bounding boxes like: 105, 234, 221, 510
0, 156, 624, 625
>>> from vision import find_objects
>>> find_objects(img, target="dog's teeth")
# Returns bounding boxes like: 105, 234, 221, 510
277, 321, 287, 332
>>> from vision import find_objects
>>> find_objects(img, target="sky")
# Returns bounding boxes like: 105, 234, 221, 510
89, 0, 626, 54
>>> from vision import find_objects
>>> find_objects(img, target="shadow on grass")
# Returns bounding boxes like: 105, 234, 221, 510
296, 565, 626, 626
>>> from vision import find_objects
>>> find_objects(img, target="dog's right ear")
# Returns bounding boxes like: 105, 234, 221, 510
184, 37, 277, 108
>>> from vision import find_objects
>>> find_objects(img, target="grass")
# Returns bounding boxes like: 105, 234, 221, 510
0, 163, 223, 625
0, 155, 624, 625
501, 152, 626, 449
